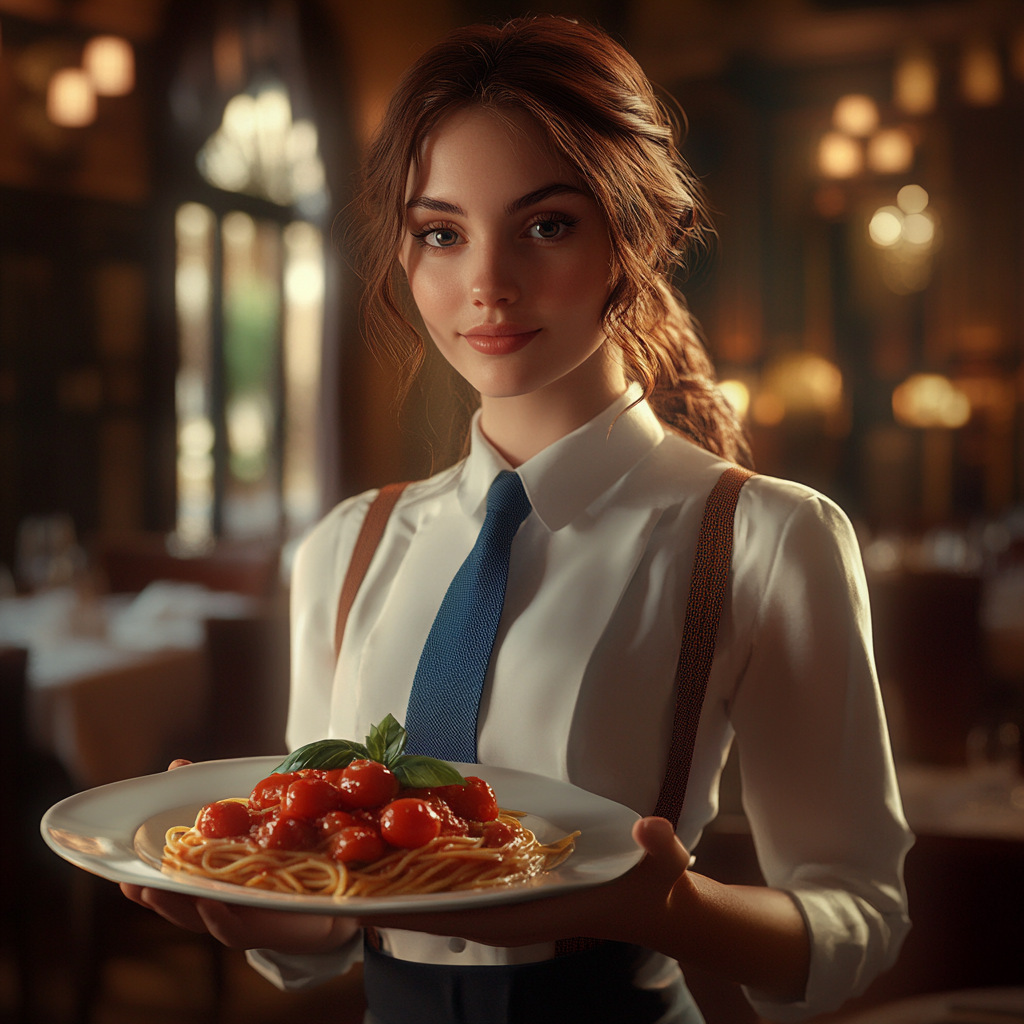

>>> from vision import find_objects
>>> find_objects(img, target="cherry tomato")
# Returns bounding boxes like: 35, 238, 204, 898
254, 816, 318, 851
481, 820, 518, 848
352, 806, 383, 827
379, 798, 441, 848
281, 778, 344, 820
328, 760, 400, 810
329, 824, 386, 864
196, 800, 252, 838
249, 772, 301, 811
403, 788, 469, 833
426, 797, 469, 837
297, 768, 327, 780
317, 810, 358, 839
435, 777, 499, 822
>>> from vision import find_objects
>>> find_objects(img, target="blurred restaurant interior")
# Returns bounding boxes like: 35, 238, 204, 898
0, 0, 1022, 1021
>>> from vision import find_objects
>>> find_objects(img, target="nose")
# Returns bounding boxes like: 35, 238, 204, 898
469, 243, 520, 308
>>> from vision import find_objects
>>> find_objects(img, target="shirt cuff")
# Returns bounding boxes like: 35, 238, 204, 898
245, 930, 364, 992
742, 884, 909, 1022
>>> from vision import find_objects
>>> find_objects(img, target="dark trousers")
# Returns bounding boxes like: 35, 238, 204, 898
362, 938, 702, 1024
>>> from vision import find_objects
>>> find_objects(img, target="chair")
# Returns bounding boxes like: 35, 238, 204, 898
202, 613, 290, 761
869, 571, 986, 764
0, 647, 31, 1023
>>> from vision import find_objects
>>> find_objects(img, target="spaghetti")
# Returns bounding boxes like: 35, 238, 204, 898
162, 807, 578, 899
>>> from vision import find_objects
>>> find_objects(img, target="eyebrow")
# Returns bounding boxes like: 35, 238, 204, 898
406, 183, 587, 218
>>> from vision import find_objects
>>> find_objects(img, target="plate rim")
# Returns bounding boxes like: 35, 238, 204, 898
41, 756, 643, 915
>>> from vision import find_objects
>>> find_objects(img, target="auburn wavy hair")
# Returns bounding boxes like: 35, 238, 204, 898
351, 16, 753, 468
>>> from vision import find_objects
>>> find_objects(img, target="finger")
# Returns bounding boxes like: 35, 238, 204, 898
135, 887, 209, 933
194, 901, 356, 954
168, 759, 192, 770
120, 882, 147, 907
194, 900, 265, 949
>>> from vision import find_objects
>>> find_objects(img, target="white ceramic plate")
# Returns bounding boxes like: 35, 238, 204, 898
41, 757, 643, 915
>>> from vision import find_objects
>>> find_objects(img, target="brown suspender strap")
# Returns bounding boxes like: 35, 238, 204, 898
333, 481, 411, 662
556, 464, 755, 957
653, 464, 755, 827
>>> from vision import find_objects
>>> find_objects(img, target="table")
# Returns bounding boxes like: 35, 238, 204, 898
30, 644, 206, 788
832, 987, 1024, 1023
1, 584, 255, 788
896, 763, 1024, 842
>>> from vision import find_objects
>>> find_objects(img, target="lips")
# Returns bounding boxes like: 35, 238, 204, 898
461, 325, 540, 355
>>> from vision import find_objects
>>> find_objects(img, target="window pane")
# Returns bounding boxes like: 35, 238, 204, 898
282, 220, 324, 535
174, 202, 215, 549
221, 211, 281, 538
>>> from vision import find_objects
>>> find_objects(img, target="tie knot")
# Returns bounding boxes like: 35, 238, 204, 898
485, 471, 532, 530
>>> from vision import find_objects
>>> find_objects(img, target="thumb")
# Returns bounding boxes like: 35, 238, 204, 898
632, 816, 691, 871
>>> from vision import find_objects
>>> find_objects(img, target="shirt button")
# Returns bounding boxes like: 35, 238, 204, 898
447, 937, 467, 953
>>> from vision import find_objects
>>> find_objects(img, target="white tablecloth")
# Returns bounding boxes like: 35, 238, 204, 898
1, 584, 252, 788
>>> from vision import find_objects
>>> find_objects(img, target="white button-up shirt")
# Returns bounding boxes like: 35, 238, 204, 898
250, 384, 912, 1021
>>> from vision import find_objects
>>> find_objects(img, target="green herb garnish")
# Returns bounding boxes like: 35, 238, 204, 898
273, 714, 468, 789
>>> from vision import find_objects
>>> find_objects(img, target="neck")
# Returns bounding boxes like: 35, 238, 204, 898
478, 350, 628, 467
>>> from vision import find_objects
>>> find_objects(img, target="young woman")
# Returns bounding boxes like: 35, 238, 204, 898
125, 17, 912, 1024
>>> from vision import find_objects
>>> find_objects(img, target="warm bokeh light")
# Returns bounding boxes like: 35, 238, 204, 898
818, 132, 862, 178
869, 193, 939, 293
83, 35, 135, 96
897, 184, 929, 214
762, 353, 844, 417
867, 128, 914, 174
901, 212, 935, 246
869, 207, 903, 247
892, 374, 971, 429
833, 94, 879, 136
894, 48, 938, 114
960, 41, 1003, 106
718, 380, 750, 420
46, 68, 97, 127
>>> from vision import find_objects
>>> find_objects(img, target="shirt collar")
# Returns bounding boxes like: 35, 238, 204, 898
456, 382, 665, 531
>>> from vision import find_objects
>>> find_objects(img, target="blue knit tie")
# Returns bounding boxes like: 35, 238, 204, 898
404, 471, 532, 762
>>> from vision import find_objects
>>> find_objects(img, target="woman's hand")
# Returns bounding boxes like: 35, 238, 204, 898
119, 884, 359, 953
359, 816, 688, 949
120, 757, 359, 955
360, 816, 810, 1001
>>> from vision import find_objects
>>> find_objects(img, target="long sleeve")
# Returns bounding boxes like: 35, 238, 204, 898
245, 933, 364, 992
728, 490, 913, 1021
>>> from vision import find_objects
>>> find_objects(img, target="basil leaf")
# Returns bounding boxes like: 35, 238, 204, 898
383, 730, 407, 767
274, 739, 369, 773
392, 756, 468, 789
366, 714, 406, 765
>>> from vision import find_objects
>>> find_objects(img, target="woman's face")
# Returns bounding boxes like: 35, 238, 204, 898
398, 105, 617, 402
